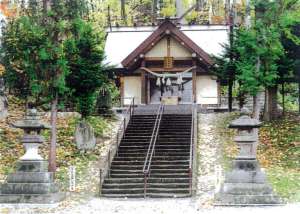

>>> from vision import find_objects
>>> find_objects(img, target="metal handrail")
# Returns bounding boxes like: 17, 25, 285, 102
142, 104, 164, 198
116, 97, 135, 152
99, 97, 135, 195
142, 104, 163, 172
107, 98, 135, 176
189, 103, 196, 194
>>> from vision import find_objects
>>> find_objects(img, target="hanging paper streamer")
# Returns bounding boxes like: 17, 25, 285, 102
166, 78, 171, 86
156, 77, 161, 86
176, 75, 183, 85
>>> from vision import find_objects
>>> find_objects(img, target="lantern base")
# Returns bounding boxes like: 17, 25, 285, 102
215, 189, 281, 205
215, 161, 281, 205
0, 160, 65, 204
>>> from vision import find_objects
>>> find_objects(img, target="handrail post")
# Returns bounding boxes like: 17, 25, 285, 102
144, 172, 147, 198
108, 150, 111, 178
142, 104, 164, 199
133, 97, 135, 113
189, 168, 192, 194
189, 104, 195, 196
123, 118, 126, 138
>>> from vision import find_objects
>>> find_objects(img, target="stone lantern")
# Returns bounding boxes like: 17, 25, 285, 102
0, 108, 65, 203
216, 108, 280, 205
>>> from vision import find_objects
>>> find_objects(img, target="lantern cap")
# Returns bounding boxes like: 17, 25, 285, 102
12, 108, 51, 130
229, 107, 261, 129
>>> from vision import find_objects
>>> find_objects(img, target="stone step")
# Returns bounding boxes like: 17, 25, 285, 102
118, 145, 189, 150
0, 192, 66, 203
0, 183, 59, 194
120, 142, 190, 145
121, 139, 151, 142
121, 140, 190, 144
100, 193, 191, 198
146, 193, 191, 198
110, 168, 189, 174
101, 188, 144, 194
123, 136, 152, 139
100, 193, 144, 198
102, 183, 189, 189
146, 188, 190, 194
102, 188, 189, 195
7, 172, 54, 183
114, 156, 189, 161
116, 152, 189, 157
110, 164, 189, 170
117, 148, 190, 153
110, 173, 188, 179
129, 121, 156, 123
125, 131, 153, 134
159, 129, 191, 132
158, 135, 191, 138
111, 160, 189, 165
127, 124, 154, 127
104, 177, 189, 184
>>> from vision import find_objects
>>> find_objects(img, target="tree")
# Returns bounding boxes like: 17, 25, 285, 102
65, 19, 108, 118
1, 0, 85, 172
215, 0, 300, 120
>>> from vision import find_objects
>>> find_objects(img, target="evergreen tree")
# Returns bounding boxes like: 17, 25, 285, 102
65, 18, 108, 118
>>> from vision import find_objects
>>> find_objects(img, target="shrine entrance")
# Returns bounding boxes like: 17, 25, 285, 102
148, 73, 193, 105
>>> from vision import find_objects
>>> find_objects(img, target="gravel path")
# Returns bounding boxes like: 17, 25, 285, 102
1, 198, 299, 214
1, 113, 299, 214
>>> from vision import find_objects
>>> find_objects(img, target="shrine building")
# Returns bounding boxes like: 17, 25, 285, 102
104, 18, 229, 106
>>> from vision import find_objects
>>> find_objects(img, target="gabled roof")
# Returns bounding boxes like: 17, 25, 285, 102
121, 19, 213, 68
104, 24, 229, 68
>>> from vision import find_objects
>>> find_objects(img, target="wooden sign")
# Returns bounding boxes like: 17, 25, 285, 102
164, 57, 174, 69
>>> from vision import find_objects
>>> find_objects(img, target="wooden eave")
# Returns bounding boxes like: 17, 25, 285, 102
121, 19, 214, 69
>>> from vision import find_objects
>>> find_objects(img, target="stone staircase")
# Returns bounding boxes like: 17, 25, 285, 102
146, 114, 192, 197
101, 112, 193, 198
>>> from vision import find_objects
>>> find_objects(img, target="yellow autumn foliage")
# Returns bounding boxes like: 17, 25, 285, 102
0, 64, 5, 75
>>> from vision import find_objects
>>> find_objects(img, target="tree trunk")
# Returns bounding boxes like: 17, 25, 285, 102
176, 0, 186, 24
245, 0, 251, 28
225, 0, 230, 24
120, 0, 126, 24
43, 0, 49, 12
263, 85, 278, 121
252, 95, 260, 119
228, 0, 235, 112
228, 81, 233, 112
152, 0, 158, 23
282, 82, 285, 116
238, 91, 245, 110
298, 79, 300, 114
49, 92, 58, 173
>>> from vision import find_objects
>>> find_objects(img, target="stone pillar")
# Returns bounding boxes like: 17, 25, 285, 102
215, 108, 280, 205
0, 109, 65, 203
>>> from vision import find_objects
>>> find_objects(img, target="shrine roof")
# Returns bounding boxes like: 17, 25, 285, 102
104, 22, 229, 68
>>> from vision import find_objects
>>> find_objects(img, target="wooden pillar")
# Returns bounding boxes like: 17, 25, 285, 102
147, 77, 151, 104
141, 61, 146, 104
120, 76, 124, 106
192, 60, 197, 103
217, 81, 221, 106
